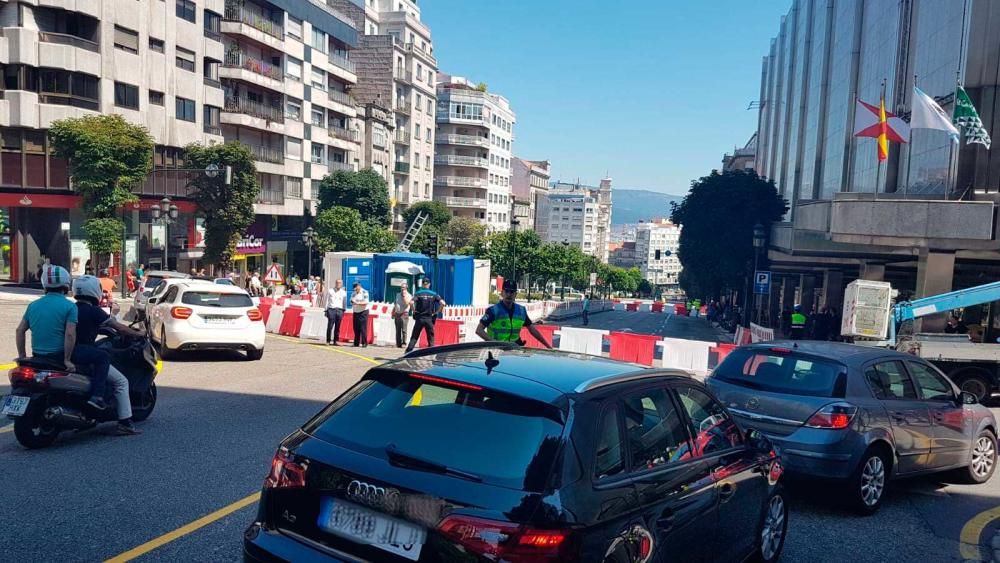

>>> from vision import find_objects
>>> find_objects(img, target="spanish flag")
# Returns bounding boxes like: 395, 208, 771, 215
854, 97, 909, 161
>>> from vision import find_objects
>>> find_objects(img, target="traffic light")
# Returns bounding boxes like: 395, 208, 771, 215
427, 233, 439, 259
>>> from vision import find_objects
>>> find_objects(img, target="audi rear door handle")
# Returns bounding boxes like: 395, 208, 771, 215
718, 482, 736, 502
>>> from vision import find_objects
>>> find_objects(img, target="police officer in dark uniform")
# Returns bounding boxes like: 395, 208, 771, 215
405, 277, 446, 353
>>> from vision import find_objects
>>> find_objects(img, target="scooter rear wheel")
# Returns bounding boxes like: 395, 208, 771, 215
13, 408, 59, 449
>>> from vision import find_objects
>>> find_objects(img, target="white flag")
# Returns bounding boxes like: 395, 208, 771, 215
911, 87, 959, 140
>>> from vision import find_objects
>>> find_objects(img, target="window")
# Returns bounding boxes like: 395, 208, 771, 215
286, 177, 303, 198
203, 105, 221, 133
676, 386, 742, 455
162, 286, 179, 304
414, 124, 421, 140
285, 98, 302, 120
594, 406, 624, 479
425, 155, 430, 169
181, 291, 254, 307
865, 362, 917, 400
176, 0, 196, 23
311, 143, 324, 164
907, 362, 954, 401
175, 96, 195, 122
415, 93, 422, 110
286, 138, 302, 159
203, 58, 220, 82
416, 63, 422, 81
286, 57, 302, 81
714, 349, 847, 398
114, 26, 139, 54
414, 152, 420, 168
311, 28, 327, 52
176, 47, 195, 72
113, 82, 139, 110
623, 387, 689, 471
311, 68, 326, 91
149, 90, 165, 106
427, 99, 433, 114
287, 16, 302, 40
149, 37, 165, 53
204, 10, 222, 39
311, 108, 324, 127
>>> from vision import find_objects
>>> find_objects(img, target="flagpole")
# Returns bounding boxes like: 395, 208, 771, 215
905, 74, 917, 198
877, 78, 887, 198
948, 71, 960, 199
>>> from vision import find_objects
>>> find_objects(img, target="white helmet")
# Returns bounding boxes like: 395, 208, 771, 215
40, 265, 72, 290
73, 275, 103, 301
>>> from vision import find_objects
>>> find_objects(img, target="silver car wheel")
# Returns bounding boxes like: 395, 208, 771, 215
860, 455, 885, 507
971, 436, 996, 478
760, 494, 786, 561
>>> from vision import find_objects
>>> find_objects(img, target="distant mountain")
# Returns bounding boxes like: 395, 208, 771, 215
612, 189, 684, 225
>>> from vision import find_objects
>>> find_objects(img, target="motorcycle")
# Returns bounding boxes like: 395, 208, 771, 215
2, 325, 159, 449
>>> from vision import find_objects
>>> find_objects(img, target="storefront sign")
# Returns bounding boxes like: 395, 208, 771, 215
236, 223, 266, 255
70, 240, 89, 276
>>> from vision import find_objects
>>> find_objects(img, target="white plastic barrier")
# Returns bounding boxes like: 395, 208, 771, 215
557, 327, 607, 355
373, 314, 397, 347
265, 304, 286, 334
299, 308, 327, 341
658, 337, 713, 373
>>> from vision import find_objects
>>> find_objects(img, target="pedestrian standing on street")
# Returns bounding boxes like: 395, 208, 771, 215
324, 279, 346, 345
405, 278, 446, 353
582, 295, 591, 326
136, 263, 145, 280
477, 280, 552, 348
351, 282, 370, 347
393, 283, 413, 348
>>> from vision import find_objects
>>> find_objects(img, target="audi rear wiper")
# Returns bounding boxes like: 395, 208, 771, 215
385, 445, 482, 483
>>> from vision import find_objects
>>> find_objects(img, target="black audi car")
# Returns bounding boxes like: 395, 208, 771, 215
244, 342, 787, 563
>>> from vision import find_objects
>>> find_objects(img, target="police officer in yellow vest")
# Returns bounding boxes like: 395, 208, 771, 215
790, 304, 807, 340
476, 280, 553, 348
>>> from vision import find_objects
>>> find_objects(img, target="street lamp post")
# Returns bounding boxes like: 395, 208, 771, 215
301, 227, 316, 279
149, 197, 179, 271
752, 222, 766, 325
560, 240, 569, 301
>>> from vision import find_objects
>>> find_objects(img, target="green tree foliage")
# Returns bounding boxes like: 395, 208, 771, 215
314, 206, 397, 253
48, 115, 154, 259
184, 142, 259, 270
402, 200, 452, 251
670, 170, 788, 299
317, 168, 391, 227
446, 217, 487, 253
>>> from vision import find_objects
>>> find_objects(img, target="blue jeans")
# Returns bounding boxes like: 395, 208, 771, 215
70, 344, 110, 399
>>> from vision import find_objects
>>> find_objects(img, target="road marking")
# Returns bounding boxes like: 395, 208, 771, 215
0, 362, 15, 371
272, 335, 379, 365
0, 424, 12, 434
103, 492, 260, 563
959, 505, 1000, 560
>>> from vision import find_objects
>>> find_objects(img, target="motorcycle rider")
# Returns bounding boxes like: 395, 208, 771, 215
14, 265, 110, 411
73, 275, 146, 435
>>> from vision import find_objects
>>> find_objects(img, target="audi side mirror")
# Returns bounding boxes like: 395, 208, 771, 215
745, 428, 773, 452
960, 391, 978, 405
147, 297, 158, 305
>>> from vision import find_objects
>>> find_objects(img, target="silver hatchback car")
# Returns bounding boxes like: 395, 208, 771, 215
707, 341, 997, 514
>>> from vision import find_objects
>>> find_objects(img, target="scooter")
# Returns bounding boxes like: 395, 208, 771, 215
2, 326, 159, 449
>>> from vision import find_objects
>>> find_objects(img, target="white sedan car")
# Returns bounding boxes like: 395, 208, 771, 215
147, 282, 266, 360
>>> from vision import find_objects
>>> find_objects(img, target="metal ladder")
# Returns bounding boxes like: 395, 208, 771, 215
396, 210, 428, 252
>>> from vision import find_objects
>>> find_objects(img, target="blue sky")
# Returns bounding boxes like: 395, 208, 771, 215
421, 0, 791, 194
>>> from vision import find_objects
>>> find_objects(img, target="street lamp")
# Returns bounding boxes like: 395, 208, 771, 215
150, 196, 178, 271
560, 240, 569, 301
743, 223, 767, 327
301, 227, 316, 278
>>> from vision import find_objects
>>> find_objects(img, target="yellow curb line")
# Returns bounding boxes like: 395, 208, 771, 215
271, 335, 380, 365
0, 362, 15, 371
959, 505, 1000, 561
0, 424, 11, 434
103, 492, 260, 563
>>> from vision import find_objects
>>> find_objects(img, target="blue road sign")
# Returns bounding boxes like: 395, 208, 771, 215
754, 271, 771, 295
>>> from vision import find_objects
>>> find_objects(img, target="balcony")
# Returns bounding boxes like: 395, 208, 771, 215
435, 155, 488, 168
223, 51, 282, 81
223, 96, 284, 123
394, 70, 413, 85
328, 89, 353, 107
403, 42, 436, 65
434, 176, 484, 188
394, 100, 411, 115
328, 161, 354, 172
246, 144, 283, 164
38, 31, 99, 53
223, 5, 283, 39
436, 134, 489, 148
435, 196, 487, 209
329, 125, 359, 142
394, 161, 410, 175
256, 187, 284, 205
436, 112, 486, 125
394, 131, 410, 145
328, 53, 356, 74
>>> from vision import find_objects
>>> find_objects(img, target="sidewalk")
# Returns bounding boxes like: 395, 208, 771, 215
0, 285, 42, 303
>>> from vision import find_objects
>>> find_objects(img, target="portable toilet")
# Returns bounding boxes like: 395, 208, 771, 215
384, 261, 424, 303
343, 257, 374, 294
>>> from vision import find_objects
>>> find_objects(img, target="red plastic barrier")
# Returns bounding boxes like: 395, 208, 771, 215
608, 332, 661, 366
521, 324, 559, 349
626, 302, 639, 312
259, 303, 272, 324
435, 319, 462, 345
651, 302, 665, 313
674, 304, 688, 316
339, 312, 375, 344
709, 343, 738, 369
260, 297, 274, 306
279, 306, 305, 336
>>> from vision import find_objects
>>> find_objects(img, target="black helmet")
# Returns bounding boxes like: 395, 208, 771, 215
502, 279, 518, 293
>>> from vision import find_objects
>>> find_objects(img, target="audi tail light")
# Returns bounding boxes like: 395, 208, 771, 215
437, 515, 574, 562
264, 449, 307, 489
805, 402, 858, 429
171, 306, 194, 320
247, 308, 263, 322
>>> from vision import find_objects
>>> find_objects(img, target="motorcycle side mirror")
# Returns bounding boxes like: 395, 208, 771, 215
960, 391, 978, 405
147, 297, 158, 305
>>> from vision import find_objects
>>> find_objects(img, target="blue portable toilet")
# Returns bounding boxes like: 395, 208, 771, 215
343, 257, 373, 293
372, 253, 475, 305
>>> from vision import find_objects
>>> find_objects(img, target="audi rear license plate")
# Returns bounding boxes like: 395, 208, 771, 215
317, 497, 425, 561
1, 395, 29, 417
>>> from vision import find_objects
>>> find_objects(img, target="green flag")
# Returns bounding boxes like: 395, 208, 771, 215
953, 86, 992, 149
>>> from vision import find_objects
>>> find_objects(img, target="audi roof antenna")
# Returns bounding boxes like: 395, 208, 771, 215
485, 351, 499, 373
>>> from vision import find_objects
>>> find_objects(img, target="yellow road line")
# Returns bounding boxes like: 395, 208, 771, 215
0, 362, 15, 371
959, 505, 1000, 560
0, 424, 12, 434
271, 335, 379, 365
104, 492, 260, 563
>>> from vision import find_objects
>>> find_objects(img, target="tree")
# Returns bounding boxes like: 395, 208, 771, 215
314, 206, 396, 253
184, 142, 259, 270
670, 169, 788, 299
317, 168, 391, 227
446, 217, 487, 252
403, 200, 452, 251
48, 115, 154, 262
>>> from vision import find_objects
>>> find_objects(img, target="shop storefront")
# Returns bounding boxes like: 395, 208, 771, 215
233, 221, 267, 288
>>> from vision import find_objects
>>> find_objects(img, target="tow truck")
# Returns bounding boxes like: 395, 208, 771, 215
843, 279, 1000, 402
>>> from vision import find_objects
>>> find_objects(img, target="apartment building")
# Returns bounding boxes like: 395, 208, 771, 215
541, 178, 614, 262
609, 241, 638, 269
0, 0, 363, 282
433, 74, 515, 232
357, 101, 393, 182
334, 0, 436, 229
635, 219, 681, 287
511, 157, 550, 230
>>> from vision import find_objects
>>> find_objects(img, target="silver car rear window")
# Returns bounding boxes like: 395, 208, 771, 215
714, 348, 847, 398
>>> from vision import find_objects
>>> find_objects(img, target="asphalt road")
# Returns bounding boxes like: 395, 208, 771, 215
0, 301, 998, 562
559, 307, 727, 343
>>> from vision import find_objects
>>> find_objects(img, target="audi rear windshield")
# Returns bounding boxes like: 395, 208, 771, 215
305, 369, 565, 492
714, 348, 847, 398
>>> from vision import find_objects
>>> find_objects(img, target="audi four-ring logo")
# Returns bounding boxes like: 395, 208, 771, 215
346, 480, 400, 510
